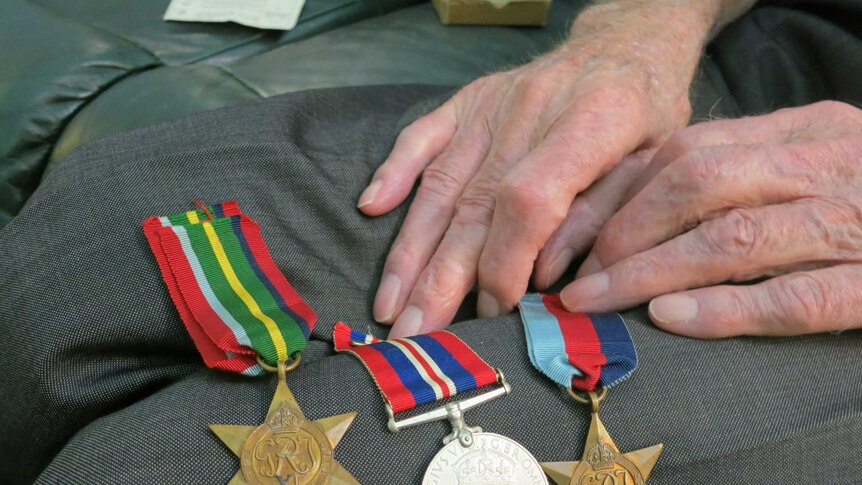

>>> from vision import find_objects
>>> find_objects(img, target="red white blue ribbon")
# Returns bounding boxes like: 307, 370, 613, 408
518, 293, 637, 391
333, 323, 498, 413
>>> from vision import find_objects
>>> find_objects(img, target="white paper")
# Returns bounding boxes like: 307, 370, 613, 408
164, 0, 305, 31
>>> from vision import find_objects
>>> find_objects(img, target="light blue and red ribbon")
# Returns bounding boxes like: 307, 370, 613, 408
333, 323, 498, 413
518, 293, 636, 391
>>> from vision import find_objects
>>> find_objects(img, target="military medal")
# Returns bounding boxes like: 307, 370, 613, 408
211, 356, 358, 485
144, 201, 359, 484
519, 294, 663, 485
333, 323, 548, 485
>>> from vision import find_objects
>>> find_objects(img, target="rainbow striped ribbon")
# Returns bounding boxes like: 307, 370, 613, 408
143, 201, 315, 376
519, 293, 637, 391
333, 323, 498, 413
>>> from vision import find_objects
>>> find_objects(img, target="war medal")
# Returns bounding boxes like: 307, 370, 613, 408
144, 201, 359, 484
333, 324, 548, 485
519, 294, 663, 485
211, 355, 358, 485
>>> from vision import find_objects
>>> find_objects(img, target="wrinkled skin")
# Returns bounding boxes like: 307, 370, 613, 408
358, 0, 717, 337
562, 101, 862, 338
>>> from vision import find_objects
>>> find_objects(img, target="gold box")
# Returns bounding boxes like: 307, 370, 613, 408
432, 0, 552, 26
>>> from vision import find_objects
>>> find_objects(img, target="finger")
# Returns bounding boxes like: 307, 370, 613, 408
387, 81, 559, 333
386, 207, 491, 338
479, 89, 651, 315
583, 141, 828, 278
574, 143, 749, 279
624, 114, 778, 199
358, 100, 458, 216
533, 149, 655, 290
561, 199, 855, 313
623, 103, 850, 203
372, 129, 490, 324
648, 263, 862, 338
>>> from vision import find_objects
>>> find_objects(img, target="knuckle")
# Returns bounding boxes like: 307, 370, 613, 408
617, 253, 661, 287
589, 84, 644, 111
460, 78, 485, 95
497, 176, 558, 219
546, 135, 591, 171
593, 220, 628, 261
414, 259, 470, 303
773, 274, 830, 331
700, 208, 761, 260
814, 100, 859, 119
418, 165, 463, 201
801, 197, 852, 250
796, 101, 862, 131
400, 115, 436, 140
672, 98, 693, 125
692, 287, 753, 336
453, 187, 497, 226
457, 76, 492, 100
720, 288, 752, 329
387, 241, 422, 269
518, 74, 555, 102
836, 197, 862, 233
621, 85, 649, 113
483, 146, 519, 170
477, 250, 510, 285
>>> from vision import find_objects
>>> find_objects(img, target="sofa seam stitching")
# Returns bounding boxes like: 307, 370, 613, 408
214, 66, 266, 97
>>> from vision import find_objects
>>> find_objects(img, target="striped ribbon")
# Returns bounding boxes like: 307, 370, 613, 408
333, 323, 498, 414
519, 293, 637, 391
143, 201, 315, 375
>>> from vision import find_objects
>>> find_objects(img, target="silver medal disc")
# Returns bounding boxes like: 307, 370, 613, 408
422, 432, 548, 485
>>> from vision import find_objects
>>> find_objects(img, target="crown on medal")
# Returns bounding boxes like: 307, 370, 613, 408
267, 403, 302, 432
454, 451, 515, 485
587, 443, 617, 471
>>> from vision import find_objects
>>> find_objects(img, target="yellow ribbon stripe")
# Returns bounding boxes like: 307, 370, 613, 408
201, 221, 288, 360
186, 210, 200, 224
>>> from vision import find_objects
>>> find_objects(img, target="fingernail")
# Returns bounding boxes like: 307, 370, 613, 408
546, 248, 574, 288
476, 290, 501, 318
649, 294, 698, 325
561, 272, 609, 309
388, 305, 424, 338
577, 253, 602, 277
357, 180, 382, 208
373, 273, 401, 323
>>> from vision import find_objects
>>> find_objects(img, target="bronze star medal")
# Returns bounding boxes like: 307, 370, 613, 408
210, 358, 359, 485
542, 390, 662, 485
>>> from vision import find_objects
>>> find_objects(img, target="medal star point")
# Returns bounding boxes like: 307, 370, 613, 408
210, 380, 359, 485
542, 411, 662, 485
540, 461, 577, 484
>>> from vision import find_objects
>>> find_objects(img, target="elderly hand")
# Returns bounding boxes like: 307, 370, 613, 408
358, 0, 731, 338
562, 101, 862, 338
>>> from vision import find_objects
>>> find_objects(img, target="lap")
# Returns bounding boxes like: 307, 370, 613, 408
1, 84, 859, 484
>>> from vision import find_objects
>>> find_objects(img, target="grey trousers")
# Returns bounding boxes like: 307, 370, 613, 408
2, 2, 862, 484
